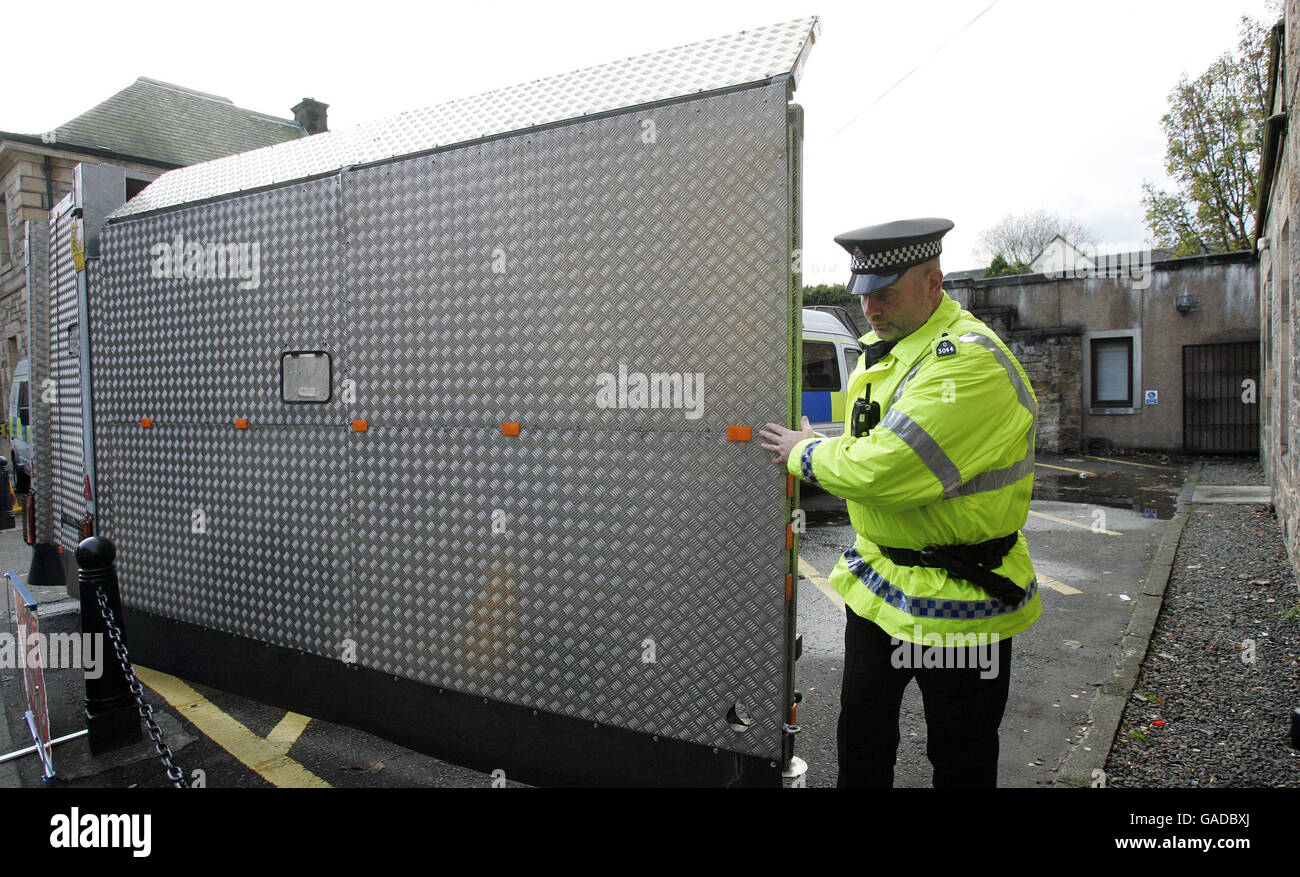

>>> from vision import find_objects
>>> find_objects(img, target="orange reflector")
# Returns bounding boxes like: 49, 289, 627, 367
501, 422, 520, 436
352, 420, 369, 432
786, 474, 794, 498
234, 418, 248, 429
726, 425, 752, 442
140, 418, 152, 428
785, 574, 793, 600
785, 526, 794, 550
790, 705, 798, 724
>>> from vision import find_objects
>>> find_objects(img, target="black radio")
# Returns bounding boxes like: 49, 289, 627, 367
850, 383, 881, 438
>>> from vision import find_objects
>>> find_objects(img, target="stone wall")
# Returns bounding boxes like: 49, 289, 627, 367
1006, 328, 1082, 454
947, 252, 1259, 454
1259, 2, 1300, 579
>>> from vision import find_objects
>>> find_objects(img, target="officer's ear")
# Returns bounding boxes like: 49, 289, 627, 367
922, 259, 944, 297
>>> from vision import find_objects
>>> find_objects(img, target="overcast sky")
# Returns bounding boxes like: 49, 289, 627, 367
4, 0, 1279, 280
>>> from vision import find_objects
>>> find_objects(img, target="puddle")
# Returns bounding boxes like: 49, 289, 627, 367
799, 485, 850, 525
1032, 467, 1185, 520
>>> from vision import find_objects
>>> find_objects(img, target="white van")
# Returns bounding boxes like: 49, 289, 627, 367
802, 307, 862, 437
7, 358, 31, 493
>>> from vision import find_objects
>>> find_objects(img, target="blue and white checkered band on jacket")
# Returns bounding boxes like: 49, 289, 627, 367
843, 548, 1038, 619
850, 238, 943, 272
800, 439, 822, 485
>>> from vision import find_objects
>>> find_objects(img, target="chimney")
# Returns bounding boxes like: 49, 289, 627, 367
292, 98, 328, 135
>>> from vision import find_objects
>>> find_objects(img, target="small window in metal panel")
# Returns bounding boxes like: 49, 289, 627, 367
281, 351, 331, 403
66, 322, 78, 357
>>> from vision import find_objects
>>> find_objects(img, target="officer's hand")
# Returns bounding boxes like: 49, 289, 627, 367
758, 416, 817, 465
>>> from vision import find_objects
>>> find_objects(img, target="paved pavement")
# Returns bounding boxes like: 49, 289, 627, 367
0, 452, 1281, 788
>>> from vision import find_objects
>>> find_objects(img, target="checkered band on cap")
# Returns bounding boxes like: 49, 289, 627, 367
851, 238, 943, 272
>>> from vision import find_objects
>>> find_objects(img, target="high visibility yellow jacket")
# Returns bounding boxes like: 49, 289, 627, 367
788, 292, 1041, 644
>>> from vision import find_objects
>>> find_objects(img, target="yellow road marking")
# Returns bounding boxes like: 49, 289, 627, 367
266, 711, 313, 751
798, 556, 844, 611
1081, 455, 1171, 470
1028, 508, 1122, 536
135, 665, 331, 788
1035, 462, 1093, 474
1038, 575, 1083, 595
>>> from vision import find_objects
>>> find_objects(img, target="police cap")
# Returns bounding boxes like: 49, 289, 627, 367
834, 218, 954, 295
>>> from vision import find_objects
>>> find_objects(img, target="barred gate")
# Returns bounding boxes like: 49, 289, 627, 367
1182, 341, 1260, 454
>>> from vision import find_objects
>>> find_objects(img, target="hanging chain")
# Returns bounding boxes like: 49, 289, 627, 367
95, 588, 188, 788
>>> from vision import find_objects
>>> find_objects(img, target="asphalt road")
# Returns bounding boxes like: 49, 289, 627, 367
1, 452, 1190, 788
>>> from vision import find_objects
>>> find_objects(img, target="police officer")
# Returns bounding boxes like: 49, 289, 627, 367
759, 218, 1041, 787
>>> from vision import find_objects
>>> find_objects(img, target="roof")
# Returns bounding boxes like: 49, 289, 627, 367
108, 16, 819, 220
803, 309, 858, 338
1029, 234, 1094, 271
50, 77, 308, 168
944, 249, 1255, 289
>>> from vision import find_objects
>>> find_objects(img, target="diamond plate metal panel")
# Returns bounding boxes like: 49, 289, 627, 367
108, 17, 816, 219
344, 84, 789, 431
98, 422, 348, 656
90, 79, 798, 762
351, 427, 786, 757
97, 177, 344, 426
49, 204, 86, 550
25, 219, 52, 544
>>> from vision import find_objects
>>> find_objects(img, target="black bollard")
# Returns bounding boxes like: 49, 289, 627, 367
76, 536, 142, 754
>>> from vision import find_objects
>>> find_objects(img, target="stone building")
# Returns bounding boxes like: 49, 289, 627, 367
944, 251, 1258, 455
0, 78, 328, 406
1256, 5, 1299, 569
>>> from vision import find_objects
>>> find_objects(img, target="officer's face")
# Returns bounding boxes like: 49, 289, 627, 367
860, 263, 943, 341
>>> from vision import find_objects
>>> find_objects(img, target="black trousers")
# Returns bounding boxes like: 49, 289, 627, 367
837, 606, 1013, 788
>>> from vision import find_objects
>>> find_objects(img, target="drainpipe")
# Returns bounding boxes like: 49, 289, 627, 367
43, 155, 53, 212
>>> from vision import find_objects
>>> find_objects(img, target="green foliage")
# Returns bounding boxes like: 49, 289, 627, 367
1142, 13, 1271, 255
982, 254, 1033, 278
802, 282, 855, 306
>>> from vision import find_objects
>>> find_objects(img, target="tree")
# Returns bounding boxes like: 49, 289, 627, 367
982, 254, 1032, 278
973, 209, 1094, 268
1141, 12, 1272, 256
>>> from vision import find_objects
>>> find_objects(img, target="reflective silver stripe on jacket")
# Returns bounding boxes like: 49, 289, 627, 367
880, 408, 963, 495
884, 331, 1037, 499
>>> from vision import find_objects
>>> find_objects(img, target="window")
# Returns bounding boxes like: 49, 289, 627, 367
1084, 330, 1141, 414
17, 379, 29, 427
842, 345, 861, 377
1091, 337, 1134, 407
281, 351, 332, 403
0, 195, 9, 267
802, 341, 840, 390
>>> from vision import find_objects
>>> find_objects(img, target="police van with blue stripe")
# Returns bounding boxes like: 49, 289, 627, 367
802, 308, 862, 437
7, 358, 31, 494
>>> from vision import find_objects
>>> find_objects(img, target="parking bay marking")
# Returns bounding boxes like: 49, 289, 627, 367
135, 665, 331, 788
1038, 574, 1082, 595
1027, 508, 1122, 536
798, 556, 844, 611
1080, 454, 1172, 471
1035, 461, 1093, 475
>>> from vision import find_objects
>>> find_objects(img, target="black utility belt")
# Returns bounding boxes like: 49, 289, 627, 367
877, 534, 1026, 606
